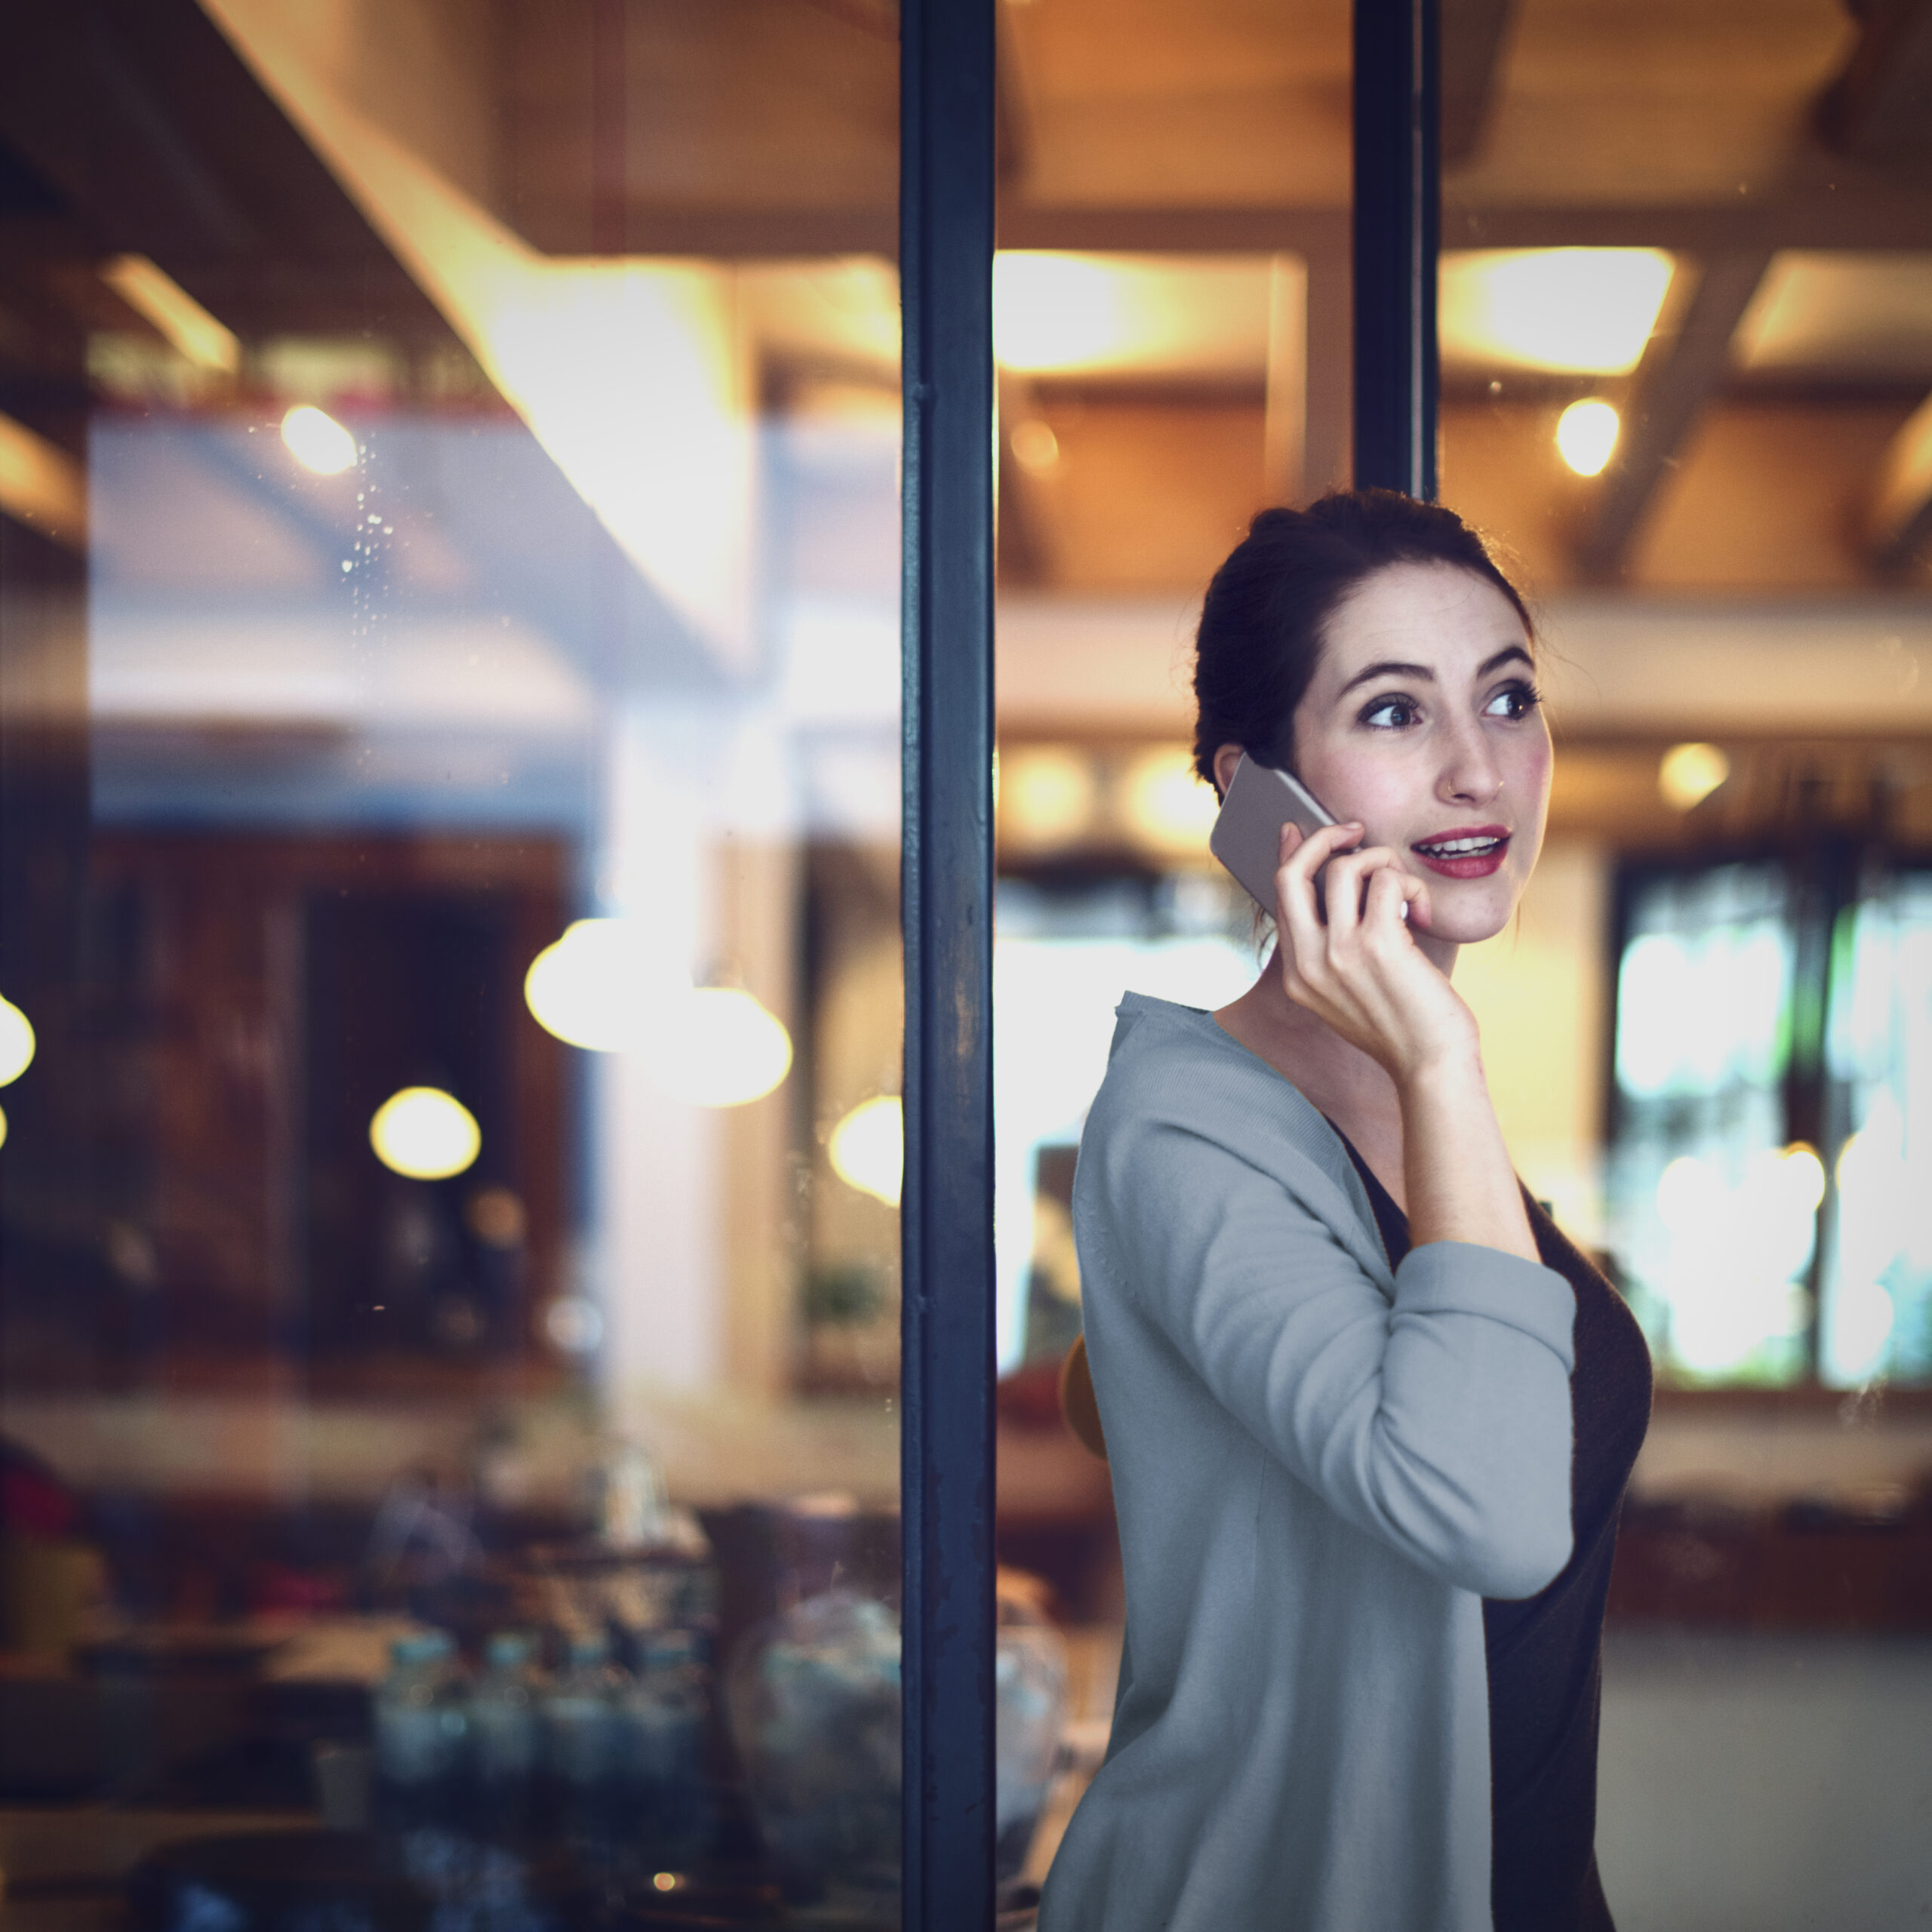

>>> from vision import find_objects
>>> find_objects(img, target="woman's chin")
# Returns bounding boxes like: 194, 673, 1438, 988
1414, 879, 1521, 947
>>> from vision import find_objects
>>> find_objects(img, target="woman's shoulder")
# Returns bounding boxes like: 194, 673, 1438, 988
1086, 992, 1357, 1197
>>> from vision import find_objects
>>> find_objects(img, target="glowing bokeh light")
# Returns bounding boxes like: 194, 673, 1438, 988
651, 989, 792, 1108
1120, 748, 1220, 855
1777, 1143, 1827, 1214
1001, 746, 1097, 852
525, 918, 675, 1052
1010, 419, 1061, 472
994, 254, 1128, 371
1655, 1155, 1719, 1234
525, 923, 789, 1104
1658, 742, 1731, 812
1440, 250, 1674, 374
543, 1294, 604, 1355
280, 404, 357, 475
1556, 398, 1620, 476
0, 1103, 8, 1149
1826, 1280, 1895, 1383
829, 1096, 903, 1207
0, 994, 35, 1085
369, 1086, 481, 1180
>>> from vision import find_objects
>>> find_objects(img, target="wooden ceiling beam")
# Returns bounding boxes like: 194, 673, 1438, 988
1866, 391, 1932, 569
995, 195, 1932, 257
1441, 0, 1519, 167
1817, 0, 1932, 160
1574, 250, 1774, 581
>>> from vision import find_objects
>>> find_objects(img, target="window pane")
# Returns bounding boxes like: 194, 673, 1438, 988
0, 4, 900, 1919
1823, 871, 1932, 1385
986, 0, 1932, 1924
1608, 862, 1807, 1385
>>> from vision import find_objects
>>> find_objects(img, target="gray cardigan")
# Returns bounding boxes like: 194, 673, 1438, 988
1037, 994, 1577, 1932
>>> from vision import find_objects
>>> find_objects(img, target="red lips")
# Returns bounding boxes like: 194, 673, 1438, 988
1410, 825, 1511, 880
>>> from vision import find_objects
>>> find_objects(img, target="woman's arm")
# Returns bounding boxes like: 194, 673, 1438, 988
1085, 1094, 1574, 1599
1272, 822, 1538, 1263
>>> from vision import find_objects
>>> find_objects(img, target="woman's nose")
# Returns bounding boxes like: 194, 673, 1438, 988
1437, 722, 1504, 804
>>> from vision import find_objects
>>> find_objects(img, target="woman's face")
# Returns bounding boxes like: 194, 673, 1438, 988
1284, 560, 1550, 947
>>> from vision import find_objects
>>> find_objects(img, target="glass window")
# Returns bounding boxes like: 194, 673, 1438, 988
1823, 867, 1932, 1386
2, 4, 905, 1920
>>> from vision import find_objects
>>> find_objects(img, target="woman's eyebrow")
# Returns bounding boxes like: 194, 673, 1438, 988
1337, 657, 1431, 694
1336, 642, 1533, 697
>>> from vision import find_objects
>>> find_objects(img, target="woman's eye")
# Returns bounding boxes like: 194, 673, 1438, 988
1484, 682, 1543, 721
1361, 696, 1419, 729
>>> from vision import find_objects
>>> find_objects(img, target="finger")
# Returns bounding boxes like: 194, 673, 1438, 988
1321, 844, 1401, 934
1279, 820, 1360, 888
1274, 821, 1361, 949
1361, 861, 1417, 934
1276, 823, 1358, 974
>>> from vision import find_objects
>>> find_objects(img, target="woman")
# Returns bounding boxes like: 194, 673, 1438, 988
1038, 491, 1651, 1932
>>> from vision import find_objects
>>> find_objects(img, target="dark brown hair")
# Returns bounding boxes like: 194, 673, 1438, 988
1192, 489, 1533, 791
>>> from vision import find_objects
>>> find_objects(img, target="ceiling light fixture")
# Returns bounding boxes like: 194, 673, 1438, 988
369, 1086, 481, 1180
829, 1095, 903, 1206
0, 994, 35, 1086
1441, 250, 1673, 375
525, 919, 673, 1053
281, 404, 358, 475
650, 988, 792, 1108
1556, 399, 1620, 476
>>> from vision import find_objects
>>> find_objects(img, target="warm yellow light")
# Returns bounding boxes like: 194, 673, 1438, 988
992, 253, 1273, 379
281, 404, 357, 475
193, 5, 765, 662
994, 254, 1132, 372
0, 1103, 8, 1149
1440, 250, 1673, 375
652, 989, 792, 1108
525, 919, 675, 1053
830, 1095, 903, 1207
1657, 742, 1730, 812
1120, 747, 1220, 855
100, 255, 239, 374
1001, 746, 1097, 852
0, 412, 86, 549
1010, 419, 1060, 473
0, 995, 35, 1086
1556, 399, 1620, 477
1780, 1143, 1827, 1215
369, 1086, 481, 1180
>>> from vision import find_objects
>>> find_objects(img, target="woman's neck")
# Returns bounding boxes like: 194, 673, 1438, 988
1212, 937, 1460, 1211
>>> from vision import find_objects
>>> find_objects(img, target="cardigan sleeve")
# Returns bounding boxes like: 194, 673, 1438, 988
1091, 1108, 1577, 1600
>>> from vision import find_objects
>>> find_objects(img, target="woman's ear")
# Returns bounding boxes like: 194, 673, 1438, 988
1212, 743, 1246, 801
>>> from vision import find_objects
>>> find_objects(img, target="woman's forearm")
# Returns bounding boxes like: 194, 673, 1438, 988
1397, 1051, 1539, 1262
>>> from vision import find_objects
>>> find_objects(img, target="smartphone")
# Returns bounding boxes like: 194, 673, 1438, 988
1208, 753, 1337, 913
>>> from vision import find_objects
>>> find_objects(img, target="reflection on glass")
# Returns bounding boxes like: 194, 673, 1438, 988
993, 872, 1256, 1374
0, 2, 903, 1918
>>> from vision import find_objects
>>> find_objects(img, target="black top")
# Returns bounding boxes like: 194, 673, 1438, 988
1336, 1137, 1654, 1932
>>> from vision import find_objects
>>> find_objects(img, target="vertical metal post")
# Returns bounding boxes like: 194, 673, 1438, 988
1354, 0, 1440, 497
900, 0, 998, 1925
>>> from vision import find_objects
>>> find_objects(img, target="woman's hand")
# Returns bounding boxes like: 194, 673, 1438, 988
1272, 820, 1538, 1263
1271, 821, 1478, 1084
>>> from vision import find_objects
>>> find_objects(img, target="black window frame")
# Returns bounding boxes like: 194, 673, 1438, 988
894, 0, 1441, 1913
